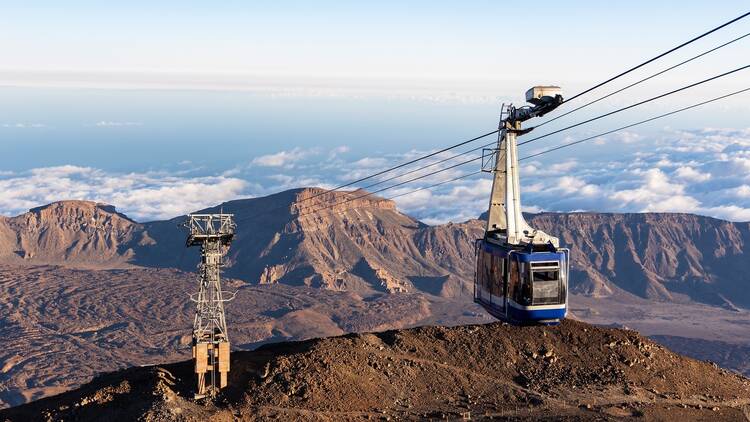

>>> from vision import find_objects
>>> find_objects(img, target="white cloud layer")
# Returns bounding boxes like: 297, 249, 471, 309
2, 122, 46, 128
0, 166, 249, 221
93, 121, 143, 127
251, 147, 318, 168
2, 128, 749, 224
376, 127, 750, 224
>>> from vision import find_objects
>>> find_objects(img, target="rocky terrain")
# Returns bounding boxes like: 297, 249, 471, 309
0, 190, 481, 297
0, 201, 144, 268
1, 188, 749, 411
2, 320, 749, 421
528, 212, 750, 309
0, 265, 489, 409
3, 191, 748, 308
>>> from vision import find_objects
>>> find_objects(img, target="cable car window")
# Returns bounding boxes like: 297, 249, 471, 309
483, 252, 492, 291
508, 259, 518, 302
476, 252, 483, 289
532, 269, 560, 305
488, 255, 496, 295
534, 270, 559, 281
497, 257, 505, 297
519, 264, 532, 306
510, 260, 532, 306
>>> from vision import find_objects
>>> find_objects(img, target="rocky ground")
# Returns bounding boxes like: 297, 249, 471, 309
2, 320, 749, 421
0, 265, 489, 408
2, 194, 750, 415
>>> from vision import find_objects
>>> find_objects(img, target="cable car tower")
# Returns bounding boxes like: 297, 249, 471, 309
184, 213, 236, 398
475, 86, 570, 324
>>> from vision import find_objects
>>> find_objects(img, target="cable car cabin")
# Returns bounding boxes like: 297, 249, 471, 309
474, 238, 569, 325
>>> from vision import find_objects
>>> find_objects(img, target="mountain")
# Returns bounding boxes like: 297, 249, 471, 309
0, 264, 490, 409
526, 213, 750, 309
2, 320, 749, 421
0, 189, 482, 298
0, 201, 148, 268
3, 189, 750, 409
5, 191, 749, 308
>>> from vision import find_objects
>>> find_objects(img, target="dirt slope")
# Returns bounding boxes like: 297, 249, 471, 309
2, 319, 749, 421
0, 265, 490, 409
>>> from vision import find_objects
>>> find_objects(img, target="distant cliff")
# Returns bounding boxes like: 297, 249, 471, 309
2, 189, 748, 307
528, 212, 750, 308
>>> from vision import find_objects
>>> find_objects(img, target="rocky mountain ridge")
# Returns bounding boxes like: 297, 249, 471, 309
2, 188, 750, 410
1, 188, 748, 308
0, 201, 147, 268
528, 212, 750, 309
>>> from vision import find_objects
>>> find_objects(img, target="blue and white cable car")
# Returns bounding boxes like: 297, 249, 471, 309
473, 86, 569, 325
475, 239, 569, 324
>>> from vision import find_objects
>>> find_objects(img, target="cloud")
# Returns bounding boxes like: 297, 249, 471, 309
328, 145, 350, 159
0, 167, 250, 221
351, 157, 389, 169
609, 169, 700, 212
251, 147, 317, 168
93, 121, 143, 127
554, 176, 600, 196
735, 185, 750, 198
673, 166, 711, 183
613, 131, 642, 144
4, 127, 750, 225
265, 173, 330, 190
2, 122, 46, 128
0, 69, 519, 105
305, 127, 750, 224
514, 128, 750, 222
700, 205, 750, 222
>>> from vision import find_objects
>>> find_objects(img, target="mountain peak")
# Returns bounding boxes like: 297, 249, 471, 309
28, 200, 128, 220
0, 200, 141, 267
290, 187, 396, 215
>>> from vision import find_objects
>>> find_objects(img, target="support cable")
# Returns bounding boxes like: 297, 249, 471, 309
293, 129, 497, 202
297, 155, 483, 217
521, 86, 750, 161
520, 64, 750, 147
307, 55, 750, 209
300, 86, 750, 216
536, 31, 750, 128
562, 11, 750, 104
236, 13, 750, 223
385, 170, 484, 201
232, 129, 498, 223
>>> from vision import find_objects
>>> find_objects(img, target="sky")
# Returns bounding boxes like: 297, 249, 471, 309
1, 2, 750, 223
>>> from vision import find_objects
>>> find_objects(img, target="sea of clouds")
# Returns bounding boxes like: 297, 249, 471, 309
1, 127, 748, 224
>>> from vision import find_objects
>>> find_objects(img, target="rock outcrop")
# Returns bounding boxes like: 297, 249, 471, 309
0, 201, 146, 268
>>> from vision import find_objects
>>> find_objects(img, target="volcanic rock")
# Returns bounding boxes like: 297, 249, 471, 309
2, 320, 749, 421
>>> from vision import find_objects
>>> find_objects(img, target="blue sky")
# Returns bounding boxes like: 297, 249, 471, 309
1, 2, 749, 222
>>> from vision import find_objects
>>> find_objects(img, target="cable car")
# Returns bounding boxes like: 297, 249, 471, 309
474, 86, 569, 325
475, 237, 569, 324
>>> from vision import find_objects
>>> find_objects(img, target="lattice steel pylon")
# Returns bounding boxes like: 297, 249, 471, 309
184, 213, 236, 399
